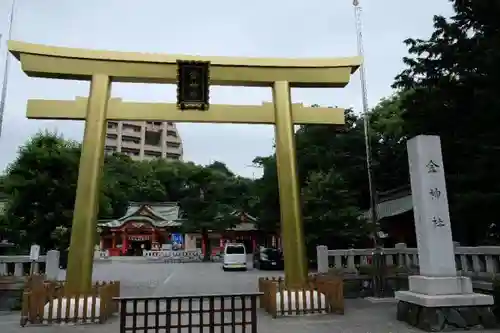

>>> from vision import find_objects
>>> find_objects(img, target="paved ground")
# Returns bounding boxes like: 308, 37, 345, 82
1, 258, 499, 332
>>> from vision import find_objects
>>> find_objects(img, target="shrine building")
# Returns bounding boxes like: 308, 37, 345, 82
362, 186, 416, 247
97, 202, 183, 256
97, 202, 274, 256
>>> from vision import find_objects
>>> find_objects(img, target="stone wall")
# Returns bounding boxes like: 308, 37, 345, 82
0, 250, 60, 311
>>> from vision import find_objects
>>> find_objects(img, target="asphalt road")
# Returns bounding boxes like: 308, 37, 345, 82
68, 257, 282, 297
2, 259, 498, 333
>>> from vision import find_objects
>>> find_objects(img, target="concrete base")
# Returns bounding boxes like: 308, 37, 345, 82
93, 258, 111, 264
43, 297, 101, 322
396, 275, 493, 308
365, 297, 398, 304
395, 290, 494, 307
276, 290, 326, 314
397, 300, 497, 331
409, 275, 473, 295
395, 274, 495, 330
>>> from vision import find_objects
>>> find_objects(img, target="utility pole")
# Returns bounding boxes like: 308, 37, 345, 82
353, 0, 385, 298
353, 0, 379, 244
246, 164, 263, 180
0, 0, 16, 138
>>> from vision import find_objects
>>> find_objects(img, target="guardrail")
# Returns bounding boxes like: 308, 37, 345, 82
142, 249, 223, 263
116, 292, 261, 333
94, 250, 110, 261
316, 243, 500, 279
0, 250, 59, 279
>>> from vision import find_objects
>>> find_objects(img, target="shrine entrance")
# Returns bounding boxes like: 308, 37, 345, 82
128, 237, 149, 256
9, 40, 361, 293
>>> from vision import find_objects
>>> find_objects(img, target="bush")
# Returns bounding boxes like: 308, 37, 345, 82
492, 278, 500, 319
358, 265, 376, 276
386, 265, 413, 275
327, 266, 358, 276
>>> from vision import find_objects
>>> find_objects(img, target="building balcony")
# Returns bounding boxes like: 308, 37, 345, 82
144, 144, 162, 152
166, 146, 182, 154
145, 123, 162, 132
106, 127, 118, 134
121, 148, 140, 159
121, 140, 142, 149
121, 130, 142, 138
105, 139, 117, 146
142, 154, 160, 161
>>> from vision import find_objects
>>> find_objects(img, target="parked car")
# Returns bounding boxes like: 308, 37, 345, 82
222, 243, 247, 271
253, 247, 283, 270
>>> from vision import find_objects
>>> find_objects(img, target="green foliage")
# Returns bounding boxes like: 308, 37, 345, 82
206, 161, 235, 177
0, 100, 410, 254
493, 278, 500, 319
369, 92, 410, 191
249, 155, 280, 232
0, 132, 253, 253
302, 169, 368, 246
393, 0, 500, 245
129, 161, 167, 202
0, 174, 6, 192
251, 102, 409, 251
177, 162, 249, 261
1, 132, 80, 251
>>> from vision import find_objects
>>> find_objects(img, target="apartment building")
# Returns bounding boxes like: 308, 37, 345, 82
105, 121, 183, 161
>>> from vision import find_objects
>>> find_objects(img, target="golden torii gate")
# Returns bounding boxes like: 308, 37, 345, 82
9, 40, 361, 293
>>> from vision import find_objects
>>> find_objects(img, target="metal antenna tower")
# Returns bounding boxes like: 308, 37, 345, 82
0, 0, 16, 138
353, 0, 379, 245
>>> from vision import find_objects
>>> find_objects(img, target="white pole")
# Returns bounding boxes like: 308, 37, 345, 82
353, 0, 379, 243
0, 0, 16, 138
245, 164, 262, 180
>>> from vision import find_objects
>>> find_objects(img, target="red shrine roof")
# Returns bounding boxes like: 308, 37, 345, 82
97, 203, 259, 231
225, 210, 258, 231
98, 202, 183, 229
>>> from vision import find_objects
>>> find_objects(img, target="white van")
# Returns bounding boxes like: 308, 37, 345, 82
222, 243, 247, 271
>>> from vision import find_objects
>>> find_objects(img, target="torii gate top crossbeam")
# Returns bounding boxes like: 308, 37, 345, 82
8, 41, 361, 88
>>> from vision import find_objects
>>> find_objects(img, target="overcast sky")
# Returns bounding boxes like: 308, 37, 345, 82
0, 0, 452, 178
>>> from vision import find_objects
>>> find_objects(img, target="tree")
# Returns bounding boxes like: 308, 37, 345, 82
179, 164, 239, 261
369, 91, 410, 192
1, 132, 81, 251
0, 133, 159, 251
151, 160, 195, 202
295, 109, 369, 204
0, 174, 6, 193
100, 153, 137, 219
101, 154, 169, 220
251, 100, 410, 250
206, 161, 234, 177
302, 169, 369, 251
1, 131, 257, 253
128, 161, 166, 203
251, 156, 280, 232
393, 0, 500, 245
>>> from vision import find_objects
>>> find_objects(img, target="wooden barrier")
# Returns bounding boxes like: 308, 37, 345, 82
20, 278, 120, 326
258, 276, 344, 318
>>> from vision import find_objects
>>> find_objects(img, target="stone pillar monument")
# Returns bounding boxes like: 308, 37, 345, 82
395, 135, 495, 331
